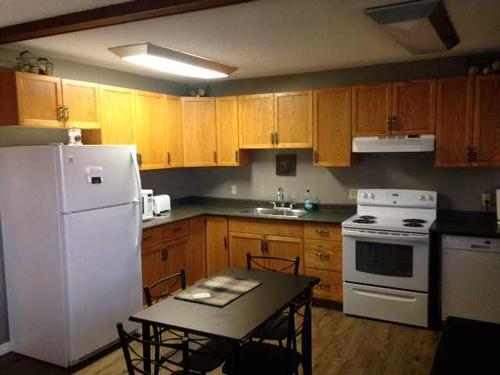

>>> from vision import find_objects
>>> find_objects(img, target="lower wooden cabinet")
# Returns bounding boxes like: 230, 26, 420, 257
304, 267, 342, 302
229, 232, 264, 268
188, 216, 206, 285
206, 216, 229, 276
266, 235, 304, 274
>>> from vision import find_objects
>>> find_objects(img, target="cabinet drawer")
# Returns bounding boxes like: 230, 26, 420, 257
304, 239, 342, 271
305, 267, 342, 302
304, 223, 341, 241
142, 226, 163, 251
164, 220, 190, 240
229, 218, 303, 238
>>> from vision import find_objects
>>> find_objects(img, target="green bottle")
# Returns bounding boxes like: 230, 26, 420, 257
304, 188, 314, 212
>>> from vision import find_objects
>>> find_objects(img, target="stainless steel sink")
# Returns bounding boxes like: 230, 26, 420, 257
239, 207, 308, 218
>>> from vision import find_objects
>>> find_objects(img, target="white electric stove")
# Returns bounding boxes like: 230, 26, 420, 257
342, 189, 437, 327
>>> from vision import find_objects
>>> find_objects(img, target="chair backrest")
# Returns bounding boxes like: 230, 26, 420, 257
143, 269, 186, 307
246, 253, 300, 275
116, 322, 189, 375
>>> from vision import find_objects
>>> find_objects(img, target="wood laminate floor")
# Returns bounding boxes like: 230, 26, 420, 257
0, 308, 439, 375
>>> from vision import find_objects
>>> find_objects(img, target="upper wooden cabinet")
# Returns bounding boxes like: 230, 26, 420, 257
435, 77, 474, 167
313, 88, 352, 167
216, 96, 245, 166
134, 90, 167, 170
473, 75, 500, 167
0, 71, 64, 127
274, 91, 313, 148
61, 79, 100, 129
391, 79, 436, 135
238, 93, 274, 148
352, 83, 391, 136
352, 80, 436, 136
181, 97, 217, 167
99, 85, 135, 145
165, 95, 183, 168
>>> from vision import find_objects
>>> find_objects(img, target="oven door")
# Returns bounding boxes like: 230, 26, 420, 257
342, 228, 429, 292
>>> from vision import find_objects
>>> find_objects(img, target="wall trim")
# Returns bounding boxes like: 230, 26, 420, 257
0, 341, 11, 356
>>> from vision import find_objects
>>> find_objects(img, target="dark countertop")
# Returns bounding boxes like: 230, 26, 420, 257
430, 210, 500, 239
142, 197, 356, 230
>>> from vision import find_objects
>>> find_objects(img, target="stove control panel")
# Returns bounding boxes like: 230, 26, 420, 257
357, 189, 437, 208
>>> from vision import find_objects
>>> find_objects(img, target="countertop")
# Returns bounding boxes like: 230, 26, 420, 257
430, 210, 500, 239
142, 197, 356, 230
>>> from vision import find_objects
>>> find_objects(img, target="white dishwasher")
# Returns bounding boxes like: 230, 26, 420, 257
441, 235, 500, 324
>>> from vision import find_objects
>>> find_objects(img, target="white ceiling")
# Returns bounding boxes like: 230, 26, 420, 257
3, 0, 500, 83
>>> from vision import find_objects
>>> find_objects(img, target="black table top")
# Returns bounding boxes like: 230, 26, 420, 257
130, 267, 319, 342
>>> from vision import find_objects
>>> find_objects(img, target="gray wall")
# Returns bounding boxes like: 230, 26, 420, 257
187, 149, 500, 212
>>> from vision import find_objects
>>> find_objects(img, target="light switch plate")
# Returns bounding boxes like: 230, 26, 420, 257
348, 189, 358, 200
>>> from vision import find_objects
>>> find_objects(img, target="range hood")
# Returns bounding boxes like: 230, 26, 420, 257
352, 135, 435, 153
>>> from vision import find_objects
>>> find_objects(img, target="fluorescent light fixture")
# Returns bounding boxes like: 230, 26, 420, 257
365, 0, 459, 55
109, 42, 237, 79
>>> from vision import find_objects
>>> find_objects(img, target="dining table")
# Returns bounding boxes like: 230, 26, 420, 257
129, 266, 320, 374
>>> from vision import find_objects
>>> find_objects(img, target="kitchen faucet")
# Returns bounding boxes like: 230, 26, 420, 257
277, 187, 285, 207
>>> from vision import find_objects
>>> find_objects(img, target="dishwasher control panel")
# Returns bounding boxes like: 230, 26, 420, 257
442, 235, 500, 252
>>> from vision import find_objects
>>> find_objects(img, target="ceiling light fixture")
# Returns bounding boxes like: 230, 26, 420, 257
109, 42, 237, 79
365, 0, 459, 55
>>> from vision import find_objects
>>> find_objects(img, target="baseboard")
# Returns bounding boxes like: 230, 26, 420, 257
0, 341, 11, 356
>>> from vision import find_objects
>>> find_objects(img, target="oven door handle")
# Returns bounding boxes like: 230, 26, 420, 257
342, 228, 429, 242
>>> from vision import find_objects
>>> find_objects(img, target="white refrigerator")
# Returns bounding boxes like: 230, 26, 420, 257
0, 145, 143, 367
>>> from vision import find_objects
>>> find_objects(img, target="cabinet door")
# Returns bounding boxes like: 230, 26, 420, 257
229, 232, 264, 268
188, 217, 206, 285
473, 75, 500, 167
435, 77, 474, 167
62, 79, 100, 129
392, 79, 436, 135
141, 247, 163, 290
165, 95, 183, 168
274, 91, 313, 148
206, 216, 229, 276
305, 267, 342, 302
134, 90, 167, 170
313, 88, 352, 167
99, 85, 136, 145
15, 72, 64, 127
266, 236, 303, 274
352, 83, 391, 136
238, 94, 274, 148
182, 97, 217, 166
216, 96, 240, 165
165, 236, 189, 276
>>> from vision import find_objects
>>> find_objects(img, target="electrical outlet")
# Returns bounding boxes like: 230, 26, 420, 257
231, 185, 237, 195
482, 192, 492, 207
348, 189, 358, 200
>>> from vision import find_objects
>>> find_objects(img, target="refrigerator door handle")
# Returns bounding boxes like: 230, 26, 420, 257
131, 151, 142, 200
131, 151, 143, 250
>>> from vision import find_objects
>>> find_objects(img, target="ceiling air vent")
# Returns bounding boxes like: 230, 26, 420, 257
365, 0, 459, 54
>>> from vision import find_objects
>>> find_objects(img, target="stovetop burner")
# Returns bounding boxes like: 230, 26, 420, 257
403, 222, 425, 228
403, 218, 427, 224
353, 218, 376, 224
359, 215, 376, 220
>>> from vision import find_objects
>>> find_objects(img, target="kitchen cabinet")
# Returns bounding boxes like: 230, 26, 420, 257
229, 232, 265, 268
0, 71, 64, 127
473, 75, 500, 167
216, 96, 249, 166
188, 216, 206, 284
435, 77, 474, 167
181, 97, 217, 167
352, 83, 391, 136
391, 79, 436, 135
134, 90, 167, 170
238, 93, 274, 148
313, 88, 352, 167
98, 85, 136, 145
266, 236, 304, 274
165, 95, 184, 168
206, 216, 229, 276
274, 91, 313, 148
164, 236, 189, 279
61, 79, 100, 129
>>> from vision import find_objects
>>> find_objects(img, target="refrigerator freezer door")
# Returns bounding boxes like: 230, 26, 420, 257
63, 203, 142, 363
59, 145, 139, 213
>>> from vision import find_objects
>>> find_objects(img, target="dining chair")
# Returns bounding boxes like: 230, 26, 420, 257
116, 322, 198, 375
143, 269, 230, 375
246, 253, 303, 348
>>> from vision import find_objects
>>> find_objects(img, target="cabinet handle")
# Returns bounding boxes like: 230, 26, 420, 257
313, 151, 319, 163
275, 132, 279, 145
213, 151, 217, 163
315, 251, 330, 259
392, 116, 398, 131
137, 153, 142, 167
64, 106, 69, 121
315, 229, 330, 237
223, 236, 228, 249
161, 249, 168, 261
143, 235, 154, 242
318, 282, 331, 289
235, 150, 239, 163
261, 240, 268, 254
172, 227, 182, 233
270, 132, 275, 145
167, 152, 171, 165
57, 105, 65, 121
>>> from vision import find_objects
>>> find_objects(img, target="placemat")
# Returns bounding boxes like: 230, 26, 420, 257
174, 275, 262, 307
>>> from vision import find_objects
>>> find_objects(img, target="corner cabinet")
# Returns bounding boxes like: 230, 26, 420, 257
313, 87, 352, 167
181, 97, 217, 167
134, 90, 167, 170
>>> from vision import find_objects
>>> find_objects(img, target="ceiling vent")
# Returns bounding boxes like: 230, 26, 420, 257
365, 0, 459, 54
